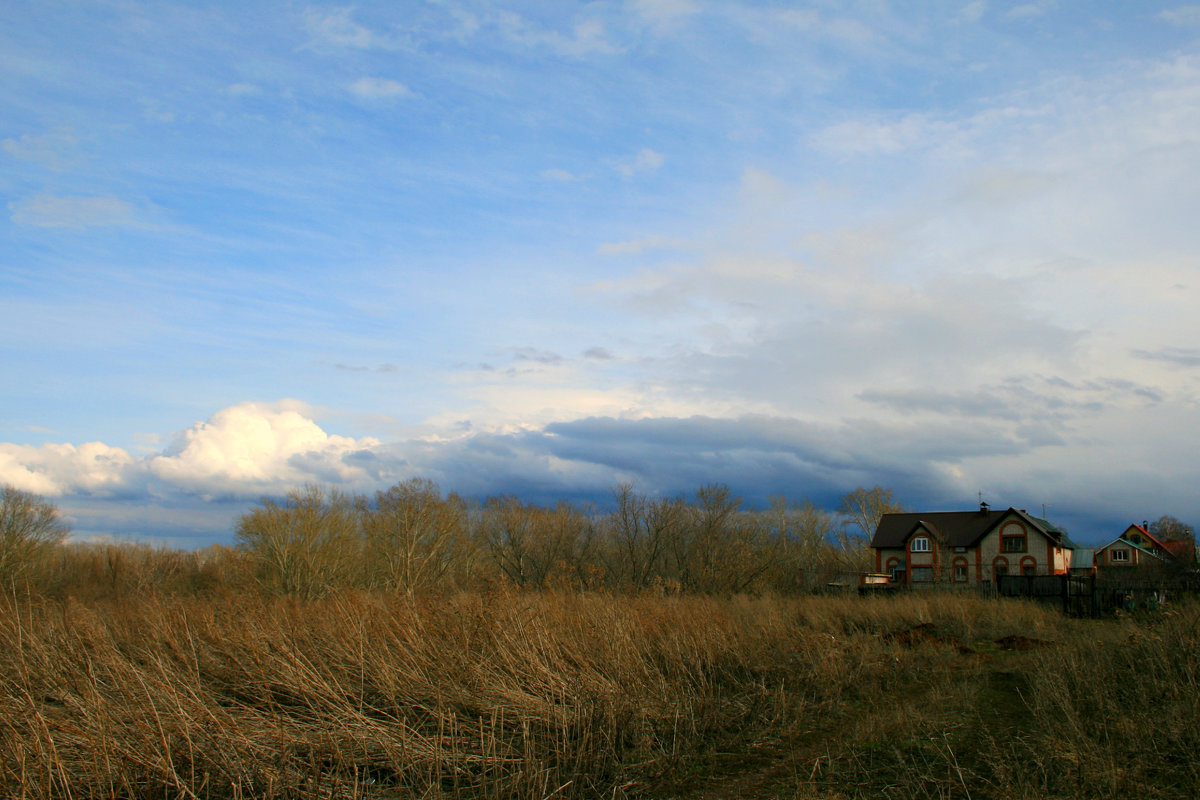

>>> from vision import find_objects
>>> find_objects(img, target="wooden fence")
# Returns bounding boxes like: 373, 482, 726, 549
997, 574, 1097, 617
998, 572, 1200, 617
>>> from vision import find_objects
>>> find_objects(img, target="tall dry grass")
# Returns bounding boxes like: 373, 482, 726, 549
796, 599, 1200, 800
2, 588, 1197, 799
0, 590, 1009, 799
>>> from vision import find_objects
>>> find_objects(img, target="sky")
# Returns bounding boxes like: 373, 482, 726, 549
3, 0, 1200, 547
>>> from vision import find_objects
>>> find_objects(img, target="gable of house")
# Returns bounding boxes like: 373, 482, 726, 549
1096, 535, 1168, 568
1119, 525, 1172, 558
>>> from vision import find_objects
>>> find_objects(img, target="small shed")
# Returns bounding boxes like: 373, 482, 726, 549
1069, 547, 1096, 576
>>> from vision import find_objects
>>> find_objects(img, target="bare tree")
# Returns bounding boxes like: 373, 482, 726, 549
671, 485, 781, 594
837, 486, 903, 571
478, 497, 586, 589
1149, 515, 1195, 542
764, 496, 840, 593
236, 485, 361, 599
603, 483, 672, 590
1149, 515, 1197, 567
0, 485, 70, 584
362, 478, 463, 595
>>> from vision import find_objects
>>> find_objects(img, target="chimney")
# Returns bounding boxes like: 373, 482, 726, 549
979, 501, 989, 515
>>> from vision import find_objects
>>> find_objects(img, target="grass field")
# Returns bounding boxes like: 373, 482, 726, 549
2, 588, 1197, 799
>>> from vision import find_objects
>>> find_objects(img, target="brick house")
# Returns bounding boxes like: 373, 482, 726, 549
871, 504, 1074, 586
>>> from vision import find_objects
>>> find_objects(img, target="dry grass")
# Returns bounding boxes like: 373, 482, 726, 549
1, 588, 1197, 799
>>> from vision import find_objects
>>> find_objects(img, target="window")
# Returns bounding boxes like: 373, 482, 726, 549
1002, 534, 1027, 553
911, 566, 933, 582
911, 536, 931, 552
1111, 549, 1130, 562
993, 557, 1009, 578
1000, 522, 1027, 554
953, 562, 968, 583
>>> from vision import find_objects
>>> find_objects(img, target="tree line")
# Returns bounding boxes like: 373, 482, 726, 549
232, 480, 905, 598
0, 481, 904, 599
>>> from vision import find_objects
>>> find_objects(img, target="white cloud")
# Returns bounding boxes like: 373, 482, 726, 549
1159, 6, 1200, 26
1, 130, 80, 171
630, 0, 700, 30
0, 402, 381, 501
223, 83, 261, 96
616, 147, 665, 178
497, 12, 620, 57
958, 1, 987, 24
306, 8, 378, 48
349, 77, 413, 100
1006, 2, 1052, 21
8, 193, 141, 228
596, 235, 689, 255
541, 168, 582, 181
147, 401, 380, 495
0, 441, 135, 496
811, 113, 962, 157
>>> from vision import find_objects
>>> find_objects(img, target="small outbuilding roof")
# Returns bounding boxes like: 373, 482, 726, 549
1069, 548, 1095, 569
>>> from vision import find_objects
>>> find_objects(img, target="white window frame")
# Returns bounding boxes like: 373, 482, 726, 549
1111, 549, 1130, 562
911, 536, 931, 552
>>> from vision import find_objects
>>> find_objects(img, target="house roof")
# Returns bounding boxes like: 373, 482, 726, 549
1163, 539, 1196, 561
1070, 548, 1095, 569
1096, 537, 1167, 562
1119, 523, 1196, 562
1121, 524, 1170, 554
871, 507, 1072, 550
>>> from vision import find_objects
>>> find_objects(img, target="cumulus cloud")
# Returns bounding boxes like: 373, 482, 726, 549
146, 401, 380, 496
0, 441, 135, 496
4, 389, 1200, 545
0, 401, 381, 502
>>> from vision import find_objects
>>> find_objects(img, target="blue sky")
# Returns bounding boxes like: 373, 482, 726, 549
4, 0, 1200, 546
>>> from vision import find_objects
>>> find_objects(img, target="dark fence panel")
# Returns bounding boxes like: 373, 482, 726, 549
997, 574, 1097, 617
999, 572, 1200, 617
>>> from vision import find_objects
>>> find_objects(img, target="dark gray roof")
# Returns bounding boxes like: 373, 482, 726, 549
871, 507, 1071, 550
